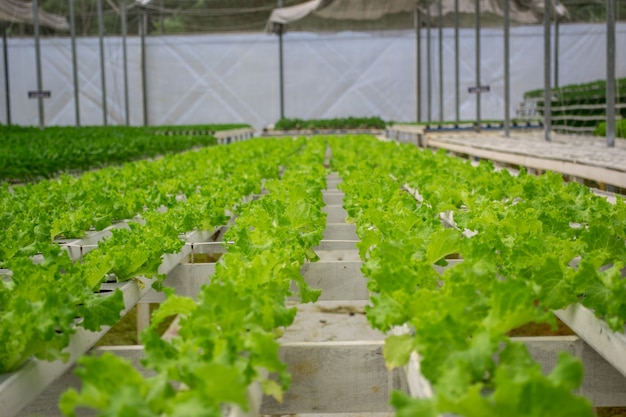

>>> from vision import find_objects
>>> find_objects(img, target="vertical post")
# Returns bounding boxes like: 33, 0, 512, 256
475, 0, 481, 131
33, 0, 45, 129
278, 25, 285, 120
438, 0, 443, 124
2, 21, 10, 125
426, 4, 432, 123
136, 303, 151, 341
121, 0, 130, 125
554, 16, 559, 88
141, 8, 148, 126
159, 0, 164, 33
504, 0, 510, 137
454, 0, 459, 124
97, 0, 107, 125
606, 0, 615, 147
416, 7, 422, 122
69, 0, 80, 126
543, 0, 552, 141
278, 0, 285, 120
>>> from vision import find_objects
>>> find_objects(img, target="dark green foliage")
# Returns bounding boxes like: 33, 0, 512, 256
274, 116, 386, 131
594, 119, 626, 138
524, 79, 626, 134
524, 79, 626, 101
0, 124, 247, 183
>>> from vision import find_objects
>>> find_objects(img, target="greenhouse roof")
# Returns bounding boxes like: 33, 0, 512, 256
0, 0, 68, 30
0, 0, 620, 36
267, 0, 569, 33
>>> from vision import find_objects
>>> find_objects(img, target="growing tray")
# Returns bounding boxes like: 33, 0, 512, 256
0, 228, 219, 417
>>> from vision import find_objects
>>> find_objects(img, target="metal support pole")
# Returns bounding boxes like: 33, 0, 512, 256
554, 16, 559, 88
504, 0, 510, 137
278, 25, 285, 120
33, 0, 44, 129
454, 0, 459, 124
278, 0, 284, 120
141, 9, 148, 126
97, 0, 107, 125
438, 0, 443, 124
416, 8, 422, 122
475, 0, 481, 131
426, 4, 432, 123
69, 0, 80, 126
159, 0, 164, 33
121, 0, 130, 125
543, 0, 552, 141
2, 21, 10, 124
606, 0, 616, 147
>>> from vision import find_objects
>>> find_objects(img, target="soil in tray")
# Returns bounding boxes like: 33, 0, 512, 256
506, 316, 576, 337
597, 408, 626, 417
96, 303, 175, 346
186, 252, 223, 263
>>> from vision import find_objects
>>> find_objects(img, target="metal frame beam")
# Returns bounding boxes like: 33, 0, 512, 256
2, 20, 10, 125
504, 0, 511, 137
69, 0, 80, 126
121, 0, 130, 125
475, 0, 481, 131
606, 0, 616, 147
543, 0, 552, 141
33, 0, 44, 129
97, 0, 107, 125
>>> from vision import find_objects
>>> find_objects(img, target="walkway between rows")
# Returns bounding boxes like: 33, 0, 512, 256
423, 130, 626, 189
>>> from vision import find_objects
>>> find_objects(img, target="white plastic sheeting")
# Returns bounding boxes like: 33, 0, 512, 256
0, 33, 280, 128
428, 22, 626, 122
0, 23, 624, 129
1, 36, 144, 126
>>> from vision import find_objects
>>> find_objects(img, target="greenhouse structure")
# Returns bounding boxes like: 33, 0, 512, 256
1, 1, 626, 417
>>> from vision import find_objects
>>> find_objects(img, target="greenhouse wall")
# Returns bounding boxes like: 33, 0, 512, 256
0, 22, 624, 129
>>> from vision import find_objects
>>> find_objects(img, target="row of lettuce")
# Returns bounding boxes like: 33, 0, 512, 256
3, 133, 626, 415
330, 135, 626, 417
0, 124, 249, 183
273, 116, 387, 131
0, 137, 305, 375
60, 138, 328, 416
